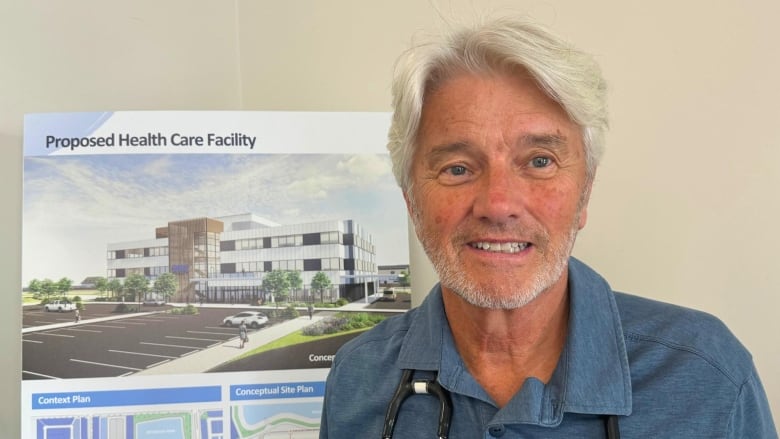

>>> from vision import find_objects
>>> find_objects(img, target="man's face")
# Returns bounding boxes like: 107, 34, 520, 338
407, 69, 592, 309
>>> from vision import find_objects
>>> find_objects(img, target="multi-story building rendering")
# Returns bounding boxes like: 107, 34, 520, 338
106, 213, 378, 303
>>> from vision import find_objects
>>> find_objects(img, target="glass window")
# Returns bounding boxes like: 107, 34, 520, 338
126, 248, 144, 258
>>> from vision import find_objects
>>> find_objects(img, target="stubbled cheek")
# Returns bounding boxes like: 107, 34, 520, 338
434, 215, 444, 225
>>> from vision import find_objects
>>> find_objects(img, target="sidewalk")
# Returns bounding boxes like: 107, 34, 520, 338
134, 314, 327, 375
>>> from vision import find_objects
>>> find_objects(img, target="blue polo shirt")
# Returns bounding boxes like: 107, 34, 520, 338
320, 258, 777, 438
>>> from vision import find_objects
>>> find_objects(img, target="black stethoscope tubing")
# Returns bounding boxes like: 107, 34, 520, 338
382, 369, 620, 439
382, 369, 452, 439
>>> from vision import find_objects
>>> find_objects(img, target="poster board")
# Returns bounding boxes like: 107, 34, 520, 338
21, 111, 410, 438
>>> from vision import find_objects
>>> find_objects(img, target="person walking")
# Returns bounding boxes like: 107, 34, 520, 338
238, 320, 248, 349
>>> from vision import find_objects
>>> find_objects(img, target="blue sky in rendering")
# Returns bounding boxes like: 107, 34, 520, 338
22, 154, 408, 285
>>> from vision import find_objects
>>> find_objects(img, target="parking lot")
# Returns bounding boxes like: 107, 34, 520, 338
22, 304, 275, 380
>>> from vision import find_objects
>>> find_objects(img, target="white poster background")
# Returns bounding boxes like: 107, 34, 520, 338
22, 111, 407, 439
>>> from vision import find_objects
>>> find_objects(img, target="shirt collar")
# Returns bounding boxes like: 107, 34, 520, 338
396, 257, 632, 421
552, 257, 632, 417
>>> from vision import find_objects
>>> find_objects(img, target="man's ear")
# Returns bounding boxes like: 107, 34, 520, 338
578, 205, 588, 230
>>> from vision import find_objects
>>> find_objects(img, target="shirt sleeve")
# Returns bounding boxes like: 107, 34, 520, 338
727, 366, 778, 438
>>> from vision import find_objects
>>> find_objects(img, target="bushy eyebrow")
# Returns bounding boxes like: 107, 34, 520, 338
423, 141, 475, 165
518, 133, 568, 149
420, 132, 571, 167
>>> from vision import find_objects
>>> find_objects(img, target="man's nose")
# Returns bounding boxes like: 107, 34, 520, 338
471, 167, 523, 222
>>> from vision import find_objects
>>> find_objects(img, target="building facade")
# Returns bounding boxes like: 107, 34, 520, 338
107, 213, 377, 303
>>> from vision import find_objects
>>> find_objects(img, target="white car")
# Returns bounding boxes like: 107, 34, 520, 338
44, 300, 77, 312
222, 311, 268, 329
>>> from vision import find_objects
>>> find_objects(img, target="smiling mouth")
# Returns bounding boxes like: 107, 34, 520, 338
469, 242, 530, 253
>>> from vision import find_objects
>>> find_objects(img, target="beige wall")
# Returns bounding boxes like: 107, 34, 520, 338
2, 1, 777, 434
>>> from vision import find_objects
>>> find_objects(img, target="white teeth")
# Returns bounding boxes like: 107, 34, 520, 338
470, 242, 529, 253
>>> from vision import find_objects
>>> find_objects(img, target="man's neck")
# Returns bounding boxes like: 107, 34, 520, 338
442, 282, 570, 408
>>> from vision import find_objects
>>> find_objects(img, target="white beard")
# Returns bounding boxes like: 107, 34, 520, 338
408, 193, 584, 310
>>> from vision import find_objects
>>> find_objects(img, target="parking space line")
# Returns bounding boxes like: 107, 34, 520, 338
70, 358, 141, 371
38, 333, 75, 338
140, 342, 202, 350
187, 330, 236, 336
81, 324, 126, 329
108, 350, 177, 359
22, 339, 43, 344
23, 370, 59, 379
165, 336, 225, 342
60, 328, 102, 333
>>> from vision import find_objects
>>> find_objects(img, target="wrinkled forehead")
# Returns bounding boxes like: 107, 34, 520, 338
419, 69, 579, 141
414, 65, 589, 169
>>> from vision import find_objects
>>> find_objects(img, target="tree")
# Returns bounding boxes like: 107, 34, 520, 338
28, 279, 42, 298
398, 270, 410, 287
123, 274, 149, 304
153, 273, 178, 301
108, 278, 123, 299
262, 270, 291, 303
94, 277, 109, 298
56, 277, 73, 296
287, 270, 303, 302
40, 279, 57, 301
311, 272, 332, 303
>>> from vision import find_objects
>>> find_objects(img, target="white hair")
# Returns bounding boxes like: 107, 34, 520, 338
387, 16, 609, 192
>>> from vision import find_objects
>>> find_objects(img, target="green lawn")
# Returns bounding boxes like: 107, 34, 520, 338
22, 290, 102, 305
234, 327, 369, 361
21, 293, 38, 305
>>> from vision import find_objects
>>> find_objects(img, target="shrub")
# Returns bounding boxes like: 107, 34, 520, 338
336, 298, 349, 306
313, 302, 337, 308
281, 305, 300, 319
114, 303, 136, 313
301, 313, 384, 336
170, 304, 199, 315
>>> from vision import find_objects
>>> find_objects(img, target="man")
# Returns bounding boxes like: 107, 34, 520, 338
239, 320, 248, 349
320, 17, 777, 438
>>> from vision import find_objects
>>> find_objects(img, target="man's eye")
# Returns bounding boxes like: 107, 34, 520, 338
530, 157, 551, 168
445, 165, 468, 176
